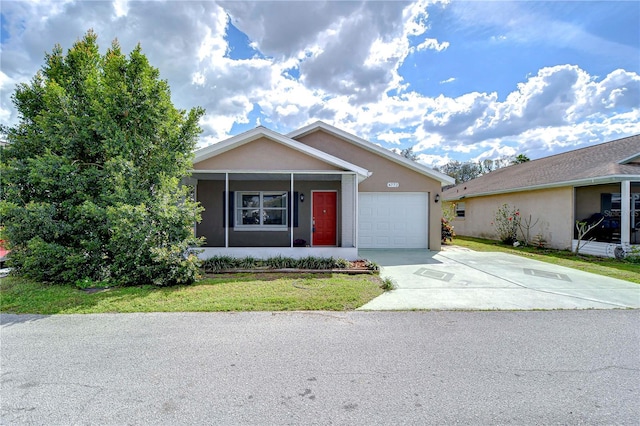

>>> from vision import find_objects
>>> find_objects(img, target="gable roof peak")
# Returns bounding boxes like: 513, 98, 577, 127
288, 121, 455, 186
192, 123, 370, 180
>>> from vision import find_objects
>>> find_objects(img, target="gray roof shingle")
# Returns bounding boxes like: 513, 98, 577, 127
443, 134, 640, 200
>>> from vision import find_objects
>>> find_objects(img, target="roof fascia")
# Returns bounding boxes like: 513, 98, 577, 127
193, 127, 370, 180
618, 152, 640, 164
189, 170, 359, 175
443, 175, 640, 201
288, 121, 455, 186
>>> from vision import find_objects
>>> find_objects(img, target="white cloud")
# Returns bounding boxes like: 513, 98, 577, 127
112, 0, 129, 18
0, 0, 637, 166
378, 131, 413, 145
411, 65, 639, 153
415, 38, 449, 52
416, 153, 452, 168
275, 104, 300, 117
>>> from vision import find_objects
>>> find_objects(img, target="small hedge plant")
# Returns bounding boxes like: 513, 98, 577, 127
202, 255, 373, 273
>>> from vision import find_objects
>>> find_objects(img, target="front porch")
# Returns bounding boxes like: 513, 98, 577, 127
190, 171, 361, 261
574, 180, 639, 258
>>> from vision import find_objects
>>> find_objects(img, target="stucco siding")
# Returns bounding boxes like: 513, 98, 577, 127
295, 130, 443, 250
448, 187, 574, 250
193, 137, 342, 171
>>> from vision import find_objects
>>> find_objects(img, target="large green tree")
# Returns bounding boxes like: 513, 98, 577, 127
0, 31, 204, 286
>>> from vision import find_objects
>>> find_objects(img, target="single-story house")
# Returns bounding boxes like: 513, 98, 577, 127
442, 134, 640, 257
188, 121, 454, 260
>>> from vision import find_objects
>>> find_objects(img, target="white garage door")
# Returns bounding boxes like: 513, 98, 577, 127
359, 192, 428, 249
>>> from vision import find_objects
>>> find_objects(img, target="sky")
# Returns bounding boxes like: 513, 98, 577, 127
1, 0, 639, 168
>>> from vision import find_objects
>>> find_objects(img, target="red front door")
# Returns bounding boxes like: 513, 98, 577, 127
312, 192, 337, 246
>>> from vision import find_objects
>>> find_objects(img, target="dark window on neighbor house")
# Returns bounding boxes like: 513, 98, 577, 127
236, 191, 288, 229
603, 193, 640, 220
455, 202, 466, 218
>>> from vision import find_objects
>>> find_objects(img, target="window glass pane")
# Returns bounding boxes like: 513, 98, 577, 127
242, 194, 260, 208
236, 191, 288, 227
263, 209, 284, 225
241, 209, 261, 225
611, 194, 621, 212
263, 193, 286, 208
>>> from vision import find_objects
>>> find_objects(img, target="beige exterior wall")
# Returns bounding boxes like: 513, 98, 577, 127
447, 187, 574, 250
295, 130, 443, 250
193, 137, 342, 171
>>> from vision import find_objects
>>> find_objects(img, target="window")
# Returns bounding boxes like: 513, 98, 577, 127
455, 202, 466, 218
602, 193, 640, 221
236, 192, 287, 229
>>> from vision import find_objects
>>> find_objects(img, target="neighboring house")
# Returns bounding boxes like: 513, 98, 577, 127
442, 134, 640, 257
189, 121, 454, 260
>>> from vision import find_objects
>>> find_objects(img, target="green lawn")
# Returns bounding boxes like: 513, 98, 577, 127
0, 273, 385, 314
450, 236, 640, 284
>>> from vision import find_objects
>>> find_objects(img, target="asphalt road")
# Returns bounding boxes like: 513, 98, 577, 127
1, 311, 639, 425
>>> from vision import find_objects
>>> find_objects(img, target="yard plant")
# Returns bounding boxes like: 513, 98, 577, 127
201, 255, 367, 273
0, 31, 204, 286
492, 204, 520, 244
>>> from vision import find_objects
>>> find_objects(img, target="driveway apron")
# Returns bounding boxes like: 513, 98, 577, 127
358, 247, 640, 310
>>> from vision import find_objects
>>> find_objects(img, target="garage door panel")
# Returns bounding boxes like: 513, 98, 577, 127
359, 192, 428, 249
393, 223, 407, 232
376, 222, 390, 231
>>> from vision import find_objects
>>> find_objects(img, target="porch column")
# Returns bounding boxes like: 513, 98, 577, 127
621, 180, 631, 246
225, 172, 229, 248
341, 174, 356, 248
290, 173, 294, 248
192, 178, 198, 236
354, 173, 358, 249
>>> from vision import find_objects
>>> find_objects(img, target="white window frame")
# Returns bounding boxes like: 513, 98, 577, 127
235, 191, 288, 231
455, 202, 466, 218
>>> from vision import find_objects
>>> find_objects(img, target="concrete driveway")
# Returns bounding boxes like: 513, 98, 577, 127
358, 247, 640, 310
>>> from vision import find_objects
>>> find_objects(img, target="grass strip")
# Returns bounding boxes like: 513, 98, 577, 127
0, 273, 385, 314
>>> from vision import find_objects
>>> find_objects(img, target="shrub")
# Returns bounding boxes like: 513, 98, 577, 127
0, 31, 204, 286
201, 256, 375, 272
264, 256, 297, 269
492, 204, 521, 244
441, 217, 455, 243
380, 277, 396, 291
202, 256, 237, 273
532, 233, 548, 249
297, 256, 325, 269
364, 260, 380, 272
624, 246, 640, 264
333, 258, 351, 269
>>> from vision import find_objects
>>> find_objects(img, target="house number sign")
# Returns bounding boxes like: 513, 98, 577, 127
387, 182, 400, 188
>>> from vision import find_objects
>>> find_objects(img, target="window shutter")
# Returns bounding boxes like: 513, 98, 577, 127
288, 192, 299, 227
223, 191, 234, 227
600, 193, 611, 215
